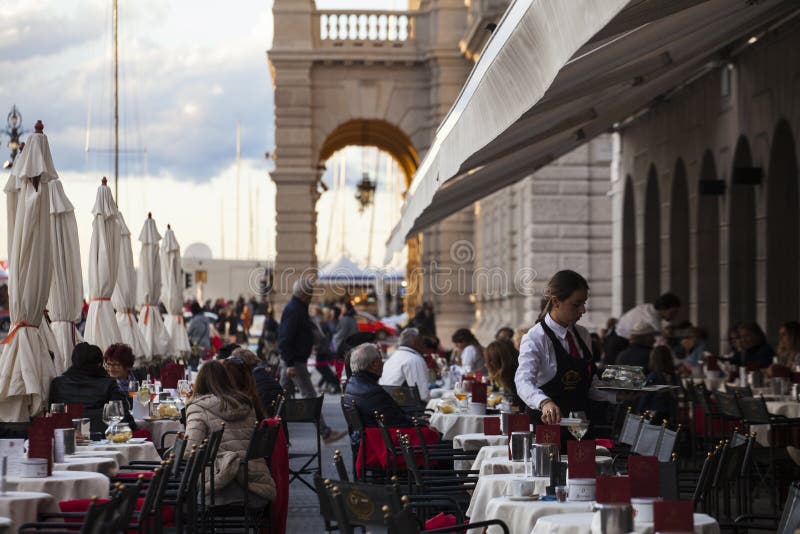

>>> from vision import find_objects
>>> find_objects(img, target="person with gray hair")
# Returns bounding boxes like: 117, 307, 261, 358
342, 343, 416, 429
379, 327, 432, 400
278, 275, 346, 444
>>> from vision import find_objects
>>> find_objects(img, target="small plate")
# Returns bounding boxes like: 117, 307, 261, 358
508, 494, 540, 502
127, 438, 148, 444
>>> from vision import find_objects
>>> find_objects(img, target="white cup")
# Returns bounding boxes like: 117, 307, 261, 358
468, 402, 486, 415
567, 478, 596, 501
509, 478, 536, 497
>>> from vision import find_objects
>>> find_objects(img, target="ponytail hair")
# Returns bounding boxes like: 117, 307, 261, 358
536, 270, 590, 323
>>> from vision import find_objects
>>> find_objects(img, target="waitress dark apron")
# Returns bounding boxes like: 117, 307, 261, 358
531, 321, 596, 448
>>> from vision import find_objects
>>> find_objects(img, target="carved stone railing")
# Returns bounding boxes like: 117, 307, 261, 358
317, 11, 415, 43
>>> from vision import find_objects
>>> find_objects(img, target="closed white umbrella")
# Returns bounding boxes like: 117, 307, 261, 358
112, 212, 147, 364
83, 177, 122, 352
161, 224, 190, 357
137, 213, 169, 360
0, 121, 58, 421
47, 177, 83, 372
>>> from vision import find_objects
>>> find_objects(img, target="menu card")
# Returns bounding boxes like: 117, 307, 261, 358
567, 440, 596, 478
27, 423, 54, 476
628, 455, 659, 497
51, 413, 73, 429
653, 500, 694, 532
483, 417, 501, 435
471, 382, 487, 404
0, 439, 25, 476
534, 425, 560, 447
596, 476, 631, 504
66, 404, 84, 418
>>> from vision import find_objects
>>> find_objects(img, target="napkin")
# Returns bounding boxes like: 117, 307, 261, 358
654, 500, 694, 531
483, 417, 501, 435
567, 440, 596, 478
628, 456, 659, 497
596, 476, 631, 504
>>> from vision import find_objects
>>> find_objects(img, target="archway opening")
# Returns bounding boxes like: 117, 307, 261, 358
670, 159, 690, 320
697, 151, 720, 352
766, 119, 799, 339
622, 175, 637, 310
729, 136, 757, 326
644, 165, 661, 302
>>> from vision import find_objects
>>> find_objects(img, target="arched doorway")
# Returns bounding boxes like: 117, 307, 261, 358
729, 136, 757, 326
670, 159, 690, 319
697, 151, 720, 352
622, 175, 637, 311
644, 165, 661, 302
766, 120, 799, 338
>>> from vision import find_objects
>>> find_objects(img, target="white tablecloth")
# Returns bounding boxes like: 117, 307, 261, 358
466, 473, 550, 521
77, 441, 161, 464
531, 512, 720, 534
71, 449, 127, 466
54, 455, 119, 477
430, 413, 492, 440
479, 455, 613, 476
471, 445, 510, 472
453, 433, 508, 452
482, 498, 592, 534
0, 492, 58, 532
136, 418, 183, 449
5, 471, 110, 501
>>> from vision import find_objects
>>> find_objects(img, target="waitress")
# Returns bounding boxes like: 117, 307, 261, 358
515, 270, 615, 444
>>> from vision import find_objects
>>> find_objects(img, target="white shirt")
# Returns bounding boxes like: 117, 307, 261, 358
515, 314, 614, 411
379, 346, 432, 400
615, 303, 662, 339
460, 344, 487, 375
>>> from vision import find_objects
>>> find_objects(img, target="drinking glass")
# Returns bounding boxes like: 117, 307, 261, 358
137, 384, 151, 406
177, 380, 191, 400
453, 382, 469, 412
50, 403, 66, 414
102, 402, 124, 427
128, 380, 139, 399
568, 411, 589, 441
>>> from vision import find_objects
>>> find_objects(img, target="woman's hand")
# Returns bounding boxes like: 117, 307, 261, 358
540, 399, 562, 424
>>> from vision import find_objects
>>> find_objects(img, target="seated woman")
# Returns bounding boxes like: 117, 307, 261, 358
103, 343, 138, 399
679, 326, 708, 369
484, 339, 523, 408
637, 346, 679, 424
773, 321, 800, 375
49, 342, 135, 434
222, 354, 267, 420
451, 328, 487, 375
736, 322, 775, 370
185, 360, 276, 507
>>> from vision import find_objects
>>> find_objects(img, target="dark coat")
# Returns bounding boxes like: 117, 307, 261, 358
616, 343, 652, 372
253, 366, 283, 413
735, 343, 775, 369
277, 296, 313, 366
49, 366, 136, 434
343, 371, 414, 428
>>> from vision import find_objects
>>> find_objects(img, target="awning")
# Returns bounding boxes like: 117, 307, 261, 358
386, 0, 799, 261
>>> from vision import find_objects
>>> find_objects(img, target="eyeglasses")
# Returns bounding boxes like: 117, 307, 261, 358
104, 361, 123, 369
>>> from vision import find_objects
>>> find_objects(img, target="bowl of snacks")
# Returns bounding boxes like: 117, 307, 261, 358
157, 400, 180, 419
437, 399, 456, 414
105, 422, 133, 443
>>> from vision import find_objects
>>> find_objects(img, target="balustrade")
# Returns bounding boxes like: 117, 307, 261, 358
318, 11, 414, 42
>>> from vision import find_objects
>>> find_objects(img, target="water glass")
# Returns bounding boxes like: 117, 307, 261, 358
50, 403, 66, 415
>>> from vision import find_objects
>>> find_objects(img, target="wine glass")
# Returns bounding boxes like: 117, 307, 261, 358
137, 383, 151, 406
128, 380, 139, 398
453, 382, 469, 412
50, 403, 66, 415
102, 402, 124, 427
568, 411, 589, 441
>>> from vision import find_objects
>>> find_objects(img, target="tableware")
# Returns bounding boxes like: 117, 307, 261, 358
555, 485, 567, 502
137, 384, 151, 405
157, 399, 180, 418
510, 432, 532, 462
20, 458, 48, 478
128, 437, 148, 444
600, 365, 647, 388
50, 403, 66, 414
567, 478, 596, 501
509, 478, 536, 498
531, 443, 559, 477
631, 496, 661, 522
508, 494, 540, 502
128, 380, 139, 399
102, 402, 125, 427
592, 503, 634, 534
105, 422, 133, 443
468, 402, 486, 415
568, 411, 588, 440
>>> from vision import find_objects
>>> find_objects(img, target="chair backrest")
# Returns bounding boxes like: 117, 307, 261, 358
713, 391, 742, 419
735, 395, 771, 425
383, 507, 422, 534
693, 447, 721, 507
245, 421, 280, 461
314, 475, 337, 526
205, 425, 225, 466
412, 419, 433, 469
656, 425, 680, 462
658, 460, 679, 500
108, 479, 142, 532
632, 423, 663, 456
283, 395, 324, 424
169, 434, 188, 477
341, 398, 365, 433
137, 464, 168, 528
619, 410, 645, 446
381, 385, 422, 409
398, 434, 424, 487
334, 449, 350, 482
777, 481, 800, 534
79, 498, 115, 534
328, 479, 403, 530
693, 384, 715, 417
374, 413, 399, 474
177, 444, 205, 501
725, 384, 753, 397
712, 438, 747, 488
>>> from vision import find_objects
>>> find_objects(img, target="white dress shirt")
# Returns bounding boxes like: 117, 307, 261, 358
615, 303, 662, 339
515, 314, 614, 411
379, 346, 432, 400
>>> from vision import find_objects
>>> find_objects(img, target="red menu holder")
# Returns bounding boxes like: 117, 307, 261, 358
567, 440, 596, 478
483, 417, 501, 435
535, 424, 561, 446
653, 500, 694, 532
506, 413, 530, 459
596, 476, 631, 504
471, 383, 487, 404
628, 456, 659, 497
66, 404, 84, 418
51, 413, 73, 429
28, 424, 54, 476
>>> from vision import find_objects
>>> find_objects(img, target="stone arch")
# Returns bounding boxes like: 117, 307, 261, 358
644, 165, 661, 302
318, 119, 419, 186
696, 151, 720, 352
729, 136, 757, 325
670, 159, 690, 319
622, 175, 637, 311
766, 119, 800, 336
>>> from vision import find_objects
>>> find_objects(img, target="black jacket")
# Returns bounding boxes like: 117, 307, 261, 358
253, 366, 283, 413
343, 371, 414, 428
616, 343, 652, 373
49, 366, 136, 434
278, 296, 313, 366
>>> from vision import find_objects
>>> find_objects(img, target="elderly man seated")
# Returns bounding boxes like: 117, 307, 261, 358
379, 327, 432, 400
343, 343, 415, 428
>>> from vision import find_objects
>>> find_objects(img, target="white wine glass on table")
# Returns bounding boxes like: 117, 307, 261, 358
453, 382, 469, 413
568, 411, 589, 441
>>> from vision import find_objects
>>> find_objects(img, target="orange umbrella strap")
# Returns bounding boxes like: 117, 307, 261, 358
143, 306, 150, 326
1, 321, 37, 345
91, 297, 111, 301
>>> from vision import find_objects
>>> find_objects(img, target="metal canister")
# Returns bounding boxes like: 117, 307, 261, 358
592, 503, 634, 534
20, 458, 48, 478
510, 432, 532, 462
531, 443, 559, 476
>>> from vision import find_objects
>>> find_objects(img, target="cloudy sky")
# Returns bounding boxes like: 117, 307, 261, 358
0, 0, 405, 274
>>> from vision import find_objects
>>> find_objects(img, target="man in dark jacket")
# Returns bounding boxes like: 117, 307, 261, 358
49, 342, 136, 434
616, 322, 657, 372
342, 343, 414, 429
278, 278, 346, 443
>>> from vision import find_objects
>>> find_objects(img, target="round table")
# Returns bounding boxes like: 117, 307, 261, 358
430, 413, 493, 440
531, 512, 720, 534
54, 455, 119, 477
471, 445, 510, 472
135, 418, 183, 449
77, 440, 161, 464
452, 433, 508, 452
71, 449, 127, 466
466, 473, 550, 521
0, 492, 58, 532
5, 471, 110, 501
479, 454, 613, 476
481, 498, 592, 534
